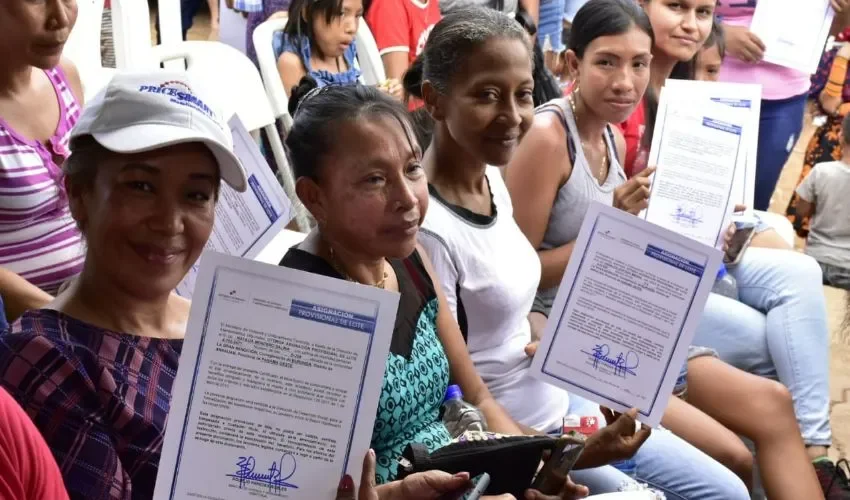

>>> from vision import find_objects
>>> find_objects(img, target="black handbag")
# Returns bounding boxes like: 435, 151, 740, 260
395, 433, 558, 498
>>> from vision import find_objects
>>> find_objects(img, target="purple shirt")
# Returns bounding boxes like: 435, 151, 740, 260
0, 67, 84, 294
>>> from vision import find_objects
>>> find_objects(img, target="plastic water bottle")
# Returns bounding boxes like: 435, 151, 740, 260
712, 265, 738, 300
441, 385, 487, 438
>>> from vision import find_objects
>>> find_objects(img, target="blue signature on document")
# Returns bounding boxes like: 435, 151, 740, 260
226, 453, 300, 492
580, 344, 640, 378
670, 205, 703, 228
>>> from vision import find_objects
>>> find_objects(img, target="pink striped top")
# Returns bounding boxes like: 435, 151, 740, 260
0, 67, 84, 294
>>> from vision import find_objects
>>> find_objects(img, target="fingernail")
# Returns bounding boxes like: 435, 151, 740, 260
339, 475, 354, 491
369, 449, 375, 458
452, 472, 470, 479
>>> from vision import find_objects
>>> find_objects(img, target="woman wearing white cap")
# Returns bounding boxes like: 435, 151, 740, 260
0, 70, 247, 500
0, 70, 514, 500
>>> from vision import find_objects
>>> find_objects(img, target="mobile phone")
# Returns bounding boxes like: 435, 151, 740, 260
441, 473, 491, 500
530, 436, 586, 495
724, 221, 756, 266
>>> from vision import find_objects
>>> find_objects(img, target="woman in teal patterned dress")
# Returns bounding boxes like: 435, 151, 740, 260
278, 79, 590, 500
277, 78, 525, 483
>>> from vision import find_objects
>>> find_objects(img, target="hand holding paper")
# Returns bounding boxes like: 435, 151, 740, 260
154, 253, 398, 500
529, 203, 722, 427
749, 0, 835, 73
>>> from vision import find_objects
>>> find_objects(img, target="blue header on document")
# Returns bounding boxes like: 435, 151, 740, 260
710, 97, 752, 109
644, 244, 705, 277
248, 174, 279, 223
289, 300, 377, 334
702, 117, 743, 135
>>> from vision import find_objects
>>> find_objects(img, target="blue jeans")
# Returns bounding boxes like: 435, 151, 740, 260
537, 0, 565, 51
564, 396, 749, 499
692, 247, 832, 446
754, 93, 807, 211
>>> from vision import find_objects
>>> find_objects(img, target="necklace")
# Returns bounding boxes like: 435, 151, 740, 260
569, 90, 609, 181
329, 247, 389, 289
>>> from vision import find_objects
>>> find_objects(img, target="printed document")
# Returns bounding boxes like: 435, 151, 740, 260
642, 88, 747, 247
177, 115, 293, 298
750, 0, 834, 74
530, 203, 722, 427
155, 252, 397, 500
662, 80, 761, 209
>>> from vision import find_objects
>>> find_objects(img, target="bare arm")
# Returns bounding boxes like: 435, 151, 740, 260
381, 52, 410, 82
795, 197, 815, 219
0, 268, 52, 323
59, 58, 84, 106
505, 111, 573, 290
417, 245, 524, 436
278, 52, 307, 97
208, 0, 220, 26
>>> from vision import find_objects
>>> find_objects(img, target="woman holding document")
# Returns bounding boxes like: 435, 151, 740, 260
717, 0, 849, 211
0, 70, 521, 500
507, 1, 827, 499
626, 0, 842, 494
278, 75, 589, 499
0, 71, 251, 499
414, 3, 751, 499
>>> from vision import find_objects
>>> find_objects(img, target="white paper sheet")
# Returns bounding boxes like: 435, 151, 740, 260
662, 80, 761, 209
642, 88, 747, 248
177, 115, 293, 298
530, 203, 722, 427
750, 0, 834, 74
155, 252, 398, 500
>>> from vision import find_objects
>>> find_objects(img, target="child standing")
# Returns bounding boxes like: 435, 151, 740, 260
795, 113, 850, 290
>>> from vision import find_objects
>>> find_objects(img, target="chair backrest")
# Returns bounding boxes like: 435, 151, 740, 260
147, 41, 276, 132
355, 21, 386, 86
111, 0, 155, 69
157, 0, 185, 71
252, 16, 388, 130
144, 40, 311, 231
252, 17, 293, 129
64, 0, 105, 76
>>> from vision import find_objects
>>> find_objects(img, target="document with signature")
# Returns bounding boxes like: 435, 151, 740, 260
662, 80, 761, 209
530, 203, 722, 427
176, 115, 293, 298
750, 0, 834, 74
641, 87, 747, 248
155, 252, 397, 500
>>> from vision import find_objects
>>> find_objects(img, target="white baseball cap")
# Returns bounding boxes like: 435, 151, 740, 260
71, 71, 248, 192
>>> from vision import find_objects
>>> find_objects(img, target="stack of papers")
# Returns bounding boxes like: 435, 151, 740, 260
641, 80, 761, 248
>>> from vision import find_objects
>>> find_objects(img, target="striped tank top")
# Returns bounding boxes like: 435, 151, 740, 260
0, 67, 84, 294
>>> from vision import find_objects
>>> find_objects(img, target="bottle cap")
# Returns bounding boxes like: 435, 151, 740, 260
444, 384, 463, 402
716, 264, 728, 280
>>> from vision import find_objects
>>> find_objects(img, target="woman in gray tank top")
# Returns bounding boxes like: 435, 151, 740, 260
506, 1, 825, 498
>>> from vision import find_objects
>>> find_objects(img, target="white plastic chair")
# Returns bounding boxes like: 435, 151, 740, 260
252, 16, 294, 130
355, 20, 387, 86
64, 0, 115, 99
110, 0, 157, 70
252, 16, 388, 131
157, 0, 186, 71
142, 41, 311, 231
255, 229, 307, 265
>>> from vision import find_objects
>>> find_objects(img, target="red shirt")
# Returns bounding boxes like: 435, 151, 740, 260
0, 388, 69, 500
366, 0, 440, 66
617, 99, 648, 178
